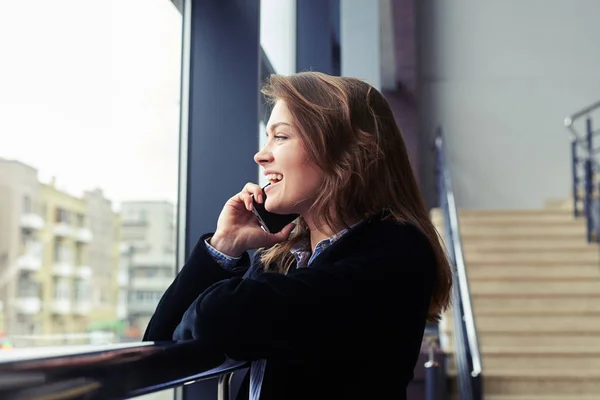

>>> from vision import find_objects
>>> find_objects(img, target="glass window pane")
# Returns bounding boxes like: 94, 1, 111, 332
0, 0, 182, 357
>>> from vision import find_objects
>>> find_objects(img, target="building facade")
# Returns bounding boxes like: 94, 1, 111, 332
119, 201, 175, 336
0, 158, 121, 346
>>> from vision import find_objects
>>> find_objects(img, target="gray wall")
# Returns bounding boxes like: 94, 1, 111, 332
419, 0, 600, 209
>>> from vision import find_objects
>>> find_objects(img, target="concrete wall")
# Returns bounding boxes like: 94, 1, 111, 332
419, 0, 600, 209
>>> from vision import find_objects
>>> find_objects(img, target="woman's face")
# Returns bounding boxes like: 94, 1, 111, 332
254, 100, 324, 215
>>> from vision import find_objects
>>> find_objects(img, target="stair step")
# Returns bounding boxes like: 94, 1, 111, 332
447, 352, 600, 371
467, 264, 600, 280
482, 369, 600, 378
436, 223, 586, 236
441, 332, 600, 348
447, 345, 600, 355
463, 239, 595, 251
431, 208, 577, 223
545, 198, 575, 209
468, 280, 600, 296
441, 315, 600, 334
470, 296, 600, 314
434, 203, 600, 399
447, 370, 600, 396
465, 250, 600, 263
483, 396, 600, 400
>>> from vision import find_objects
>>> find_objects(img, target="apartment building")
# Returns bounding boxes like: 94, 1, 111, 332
38, 180, 95, 337
0, 158, 121, 344
119, 201, 175, 335
83, 189, 122, 330
0, 158, 45, 337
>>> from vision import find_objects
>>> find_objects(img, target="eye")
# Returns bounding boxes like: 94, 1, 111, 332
274, 134, 288, 141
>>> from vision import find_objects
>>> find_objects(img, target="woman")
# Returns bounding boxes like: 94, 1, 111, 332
144, 72, 452, 400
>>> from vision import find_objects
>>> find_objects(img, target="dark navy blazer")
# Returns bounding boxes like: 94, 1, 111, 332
144, 213, 436, 400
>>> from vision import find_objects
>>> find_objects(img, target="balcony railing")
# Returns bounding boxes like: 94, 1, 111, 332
0, 341, 248, 399
51, 298, 71, 315
74, 265, 93, 279
20, 213, 45, 231
53, 261, 73, 277
17, 253, 42, 272
14, 297, 42, 315
130, 276, 173, 291
53, 223, 72, 238
73, 300, 92, 315
128, 299, 160, 315
17, 241, 44, 272
74, 227, 93, 243
117, 270, 129, 287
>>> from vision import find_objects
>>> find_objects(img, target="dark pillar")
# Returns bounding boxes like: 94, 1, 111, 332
296, 0, 340, 75
181, 0, 260, 398
184, 0, 260, 252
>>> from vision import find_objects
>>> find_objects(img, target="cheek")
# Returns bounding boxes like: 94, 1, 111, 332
298, 167, 324, 195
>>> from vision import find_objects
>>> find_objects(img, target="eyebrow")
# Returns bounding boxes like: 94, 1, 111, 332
266, 122, 291, 135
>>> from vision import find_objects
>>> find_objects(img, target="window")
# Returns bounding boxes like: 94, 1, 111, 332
74, 279, 89, 301
55, 208, 70, 224
53, 278, 70, 300
0, 0, 181, 351
22, 196, 31, 214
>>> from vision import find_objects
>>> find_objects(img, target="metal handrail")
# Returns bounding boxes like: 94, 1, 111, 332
565, 100, 600, 242
564, 99, 600, 127
0, 341, 249, 399
435, 128, 483, 400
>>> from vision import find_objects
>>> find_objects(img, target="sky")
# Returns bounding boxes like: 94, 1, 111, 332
0, 0, 300, 209
0, 0, 183, 206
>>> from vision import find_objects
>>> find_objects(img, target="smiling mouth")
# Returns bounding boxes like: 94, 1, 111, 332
266, 173, 283, 184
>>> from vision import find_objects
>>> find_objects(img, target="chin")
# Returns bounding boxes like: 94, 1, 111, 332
265, 199, 294, 215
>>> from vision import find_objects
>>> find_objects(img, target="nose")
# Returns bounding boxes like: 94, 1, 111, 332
254, 145, 273, 166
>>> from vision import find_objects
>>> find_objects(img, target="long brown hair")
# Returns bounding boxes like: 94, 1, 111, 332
259, 72, 451, 322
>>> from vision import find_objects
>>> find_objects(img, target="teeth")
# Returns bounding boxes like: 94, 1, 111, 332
267, 174, 283, 182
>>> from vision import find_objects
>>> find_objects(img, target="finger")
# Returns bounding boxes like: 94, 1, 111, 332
236, 191, 253, 211
271, 221, 297, 242
243, 182, 263, 203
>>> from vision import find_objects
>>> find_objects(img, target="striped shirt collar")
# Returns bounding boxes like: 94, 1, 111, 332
290, 221, 363, 269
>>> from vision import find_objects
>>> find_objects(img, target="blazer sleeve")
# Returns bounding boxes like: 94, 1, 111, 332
142, 233, 252, 342
172, 228, 436, 361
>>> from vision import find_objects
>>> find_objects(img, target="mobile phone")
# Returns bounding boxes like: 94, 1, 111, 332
251, 185, 299, 233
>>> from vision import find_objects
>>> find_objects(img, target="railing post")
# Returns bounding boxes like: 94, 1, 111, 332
424, 338, 440, 400
585, 117, 594, 242
217, 372, 233, 400
572, 140, 579, 217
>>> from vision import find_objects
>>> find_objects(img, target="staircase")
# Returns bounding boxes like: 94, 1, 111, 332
432, 203, 600, 399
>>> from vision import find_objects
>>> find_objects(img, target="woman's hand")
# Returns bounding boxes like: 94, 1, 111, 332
209, 182, 296, 257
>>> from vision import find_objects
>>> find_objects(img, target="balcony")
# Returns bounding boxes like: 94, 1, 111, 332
74, 228, 93, 244
14, 297, 41, 315
127, 299, 159, 315
130, 277, 172, 291
117, 303, 128, 320
131, 252, 174, 268
117, 271, 129, 287
51, 299, 71, 315
53, 261, 73, 277
74, 265, 92, 280
53, 223, 72, 238
17, 241, 43, 272
20, 213, 44, 231
73, 300, 92, 315
17, 253, 42, 272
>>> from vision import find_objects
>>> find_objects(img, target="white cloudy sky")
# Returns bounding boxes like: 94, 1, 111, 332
0, 0, 182, 206
0, 0, 299, 208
